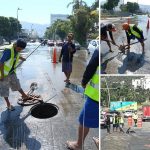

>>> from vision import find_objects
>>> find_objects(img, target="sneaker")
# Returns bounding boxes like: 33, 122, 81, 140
7, 105, 15, 111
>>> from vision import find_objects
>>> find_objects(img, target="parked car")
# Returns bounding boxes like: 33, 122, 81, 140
47, 40, 55, 46
56, 40, 63, 46
87, 39, 99, 54
75, 42, 81, 50
142, 105, 150, 121
124, 110, 134, 118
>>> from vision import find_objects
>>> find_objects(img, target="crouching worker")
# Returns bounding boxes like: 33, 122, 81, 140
122, 23, 145, 54
101, 23, 117, 52
0, 38, 30, 111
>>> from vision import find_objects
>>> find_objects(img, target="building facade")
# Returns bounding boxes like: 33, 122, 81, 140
132, 77, 150, 89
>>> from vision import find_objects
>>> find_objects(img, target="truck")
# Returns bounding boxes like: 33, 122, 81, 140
142, 105, 150, 121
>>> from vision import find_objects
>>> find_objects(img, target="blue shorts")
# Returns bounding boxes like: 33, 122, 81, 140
62, 62, 72, 73
79, 97, 99, 128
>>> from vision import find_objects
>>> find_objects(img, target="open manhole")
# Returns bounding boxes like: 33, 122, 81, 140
30, 103, 59, 119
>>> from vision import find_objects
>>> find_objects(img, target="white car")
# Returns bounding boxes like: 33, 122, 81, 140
124, 110, 134, 118
87, 40, 99, 54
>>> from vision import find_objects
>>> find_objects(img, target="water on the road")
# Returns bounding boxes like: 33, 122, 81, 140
0, 43, 98, 149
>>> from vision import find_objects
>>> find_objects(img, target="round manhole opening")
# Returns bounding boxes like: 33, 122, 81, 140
30, 103, 58, 119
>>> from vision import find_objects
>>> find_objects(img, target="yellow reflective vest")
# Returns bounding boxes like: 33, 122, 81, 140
128, 24, 142, 38
119, 116, 124, 124
84, 66, 99, 102
0, 45, 20, 77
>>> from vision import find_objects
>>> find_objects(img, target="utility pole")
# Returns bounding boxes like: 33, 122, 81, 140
17, 7, 22, 39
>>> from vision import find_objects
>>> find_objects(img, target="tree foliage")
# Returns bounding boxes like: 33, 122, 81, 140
67, 0, 87, 12
101, 0, 120, 11
44, 20, 71, 40
101, 76, 148, 107
45, 0, 99, 45
91, 0, 99, 11
0, 16, 21, 42
120, 2, 139, 15
69, 7, 91, 45
126, 2, 139, 15
68, 0, 98, 46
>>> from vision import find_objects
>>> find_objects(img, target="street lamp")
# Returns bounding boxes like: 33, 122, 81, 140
103, 78, 111, 108
17, 7, 22, 39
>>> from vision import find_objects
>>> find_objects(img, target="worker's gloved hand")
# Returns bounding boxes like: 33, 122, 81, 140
81, 82, 86, 88
20, 56, 26, 61
22, 58, 26, 61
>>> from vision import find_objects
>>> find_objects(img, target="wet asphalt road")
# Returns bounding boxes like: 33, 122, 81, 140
101, 120, 150, 150
101, 15, 150, 74
0, 43, 99, 150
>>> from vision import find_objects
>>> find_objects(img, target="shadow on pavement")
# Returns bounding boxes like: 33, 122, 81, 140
101, 53, 119, 74
0, 106, 41, 150
118, 52, 145, 74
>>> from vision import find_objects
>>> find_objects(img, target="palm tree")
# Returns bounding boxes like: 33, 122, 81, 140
67, 0, 87, 13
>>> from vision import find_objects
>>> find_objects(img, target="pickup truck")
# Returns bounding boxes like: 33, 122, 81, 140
142, 105, 150, 121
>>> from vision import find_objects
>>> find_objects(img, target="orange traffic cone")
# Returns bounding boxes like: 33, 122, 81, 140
137, 117, 142, 128
128, 116, 133, 127
52, 48, 57, 63
147, 19, 149, 29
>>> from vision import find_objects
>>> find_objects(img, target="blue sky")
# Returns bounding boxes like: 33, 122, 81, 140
0, 0, 94, 24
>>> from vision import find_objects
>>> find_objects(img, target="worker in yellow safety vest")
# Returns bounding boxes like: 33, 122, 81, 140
122, 23, 145, 54
119, 114, 125, 133
0, 38, 30, 111
66, 48, 99, 150
132, 112, 138, 127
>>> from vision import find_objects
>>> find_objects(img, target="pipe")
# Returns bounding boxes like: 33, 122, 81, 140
9, 40, 46, 74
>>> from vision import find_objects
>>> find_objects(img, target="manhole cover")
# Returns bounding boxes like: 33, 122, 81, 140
30, 103, 59, 119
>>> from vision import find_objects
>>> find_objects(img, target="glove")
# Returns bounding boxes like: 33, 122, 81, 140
111, 40, 116, 45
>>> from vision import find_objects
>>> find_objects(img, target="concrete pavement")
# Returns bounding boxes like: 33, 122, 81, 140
0, 45, 99, 150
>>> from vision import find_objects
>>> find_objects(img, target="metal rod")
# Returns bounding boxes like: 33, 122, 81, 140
9, 40, 46, 75
42, 94, 57, 103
